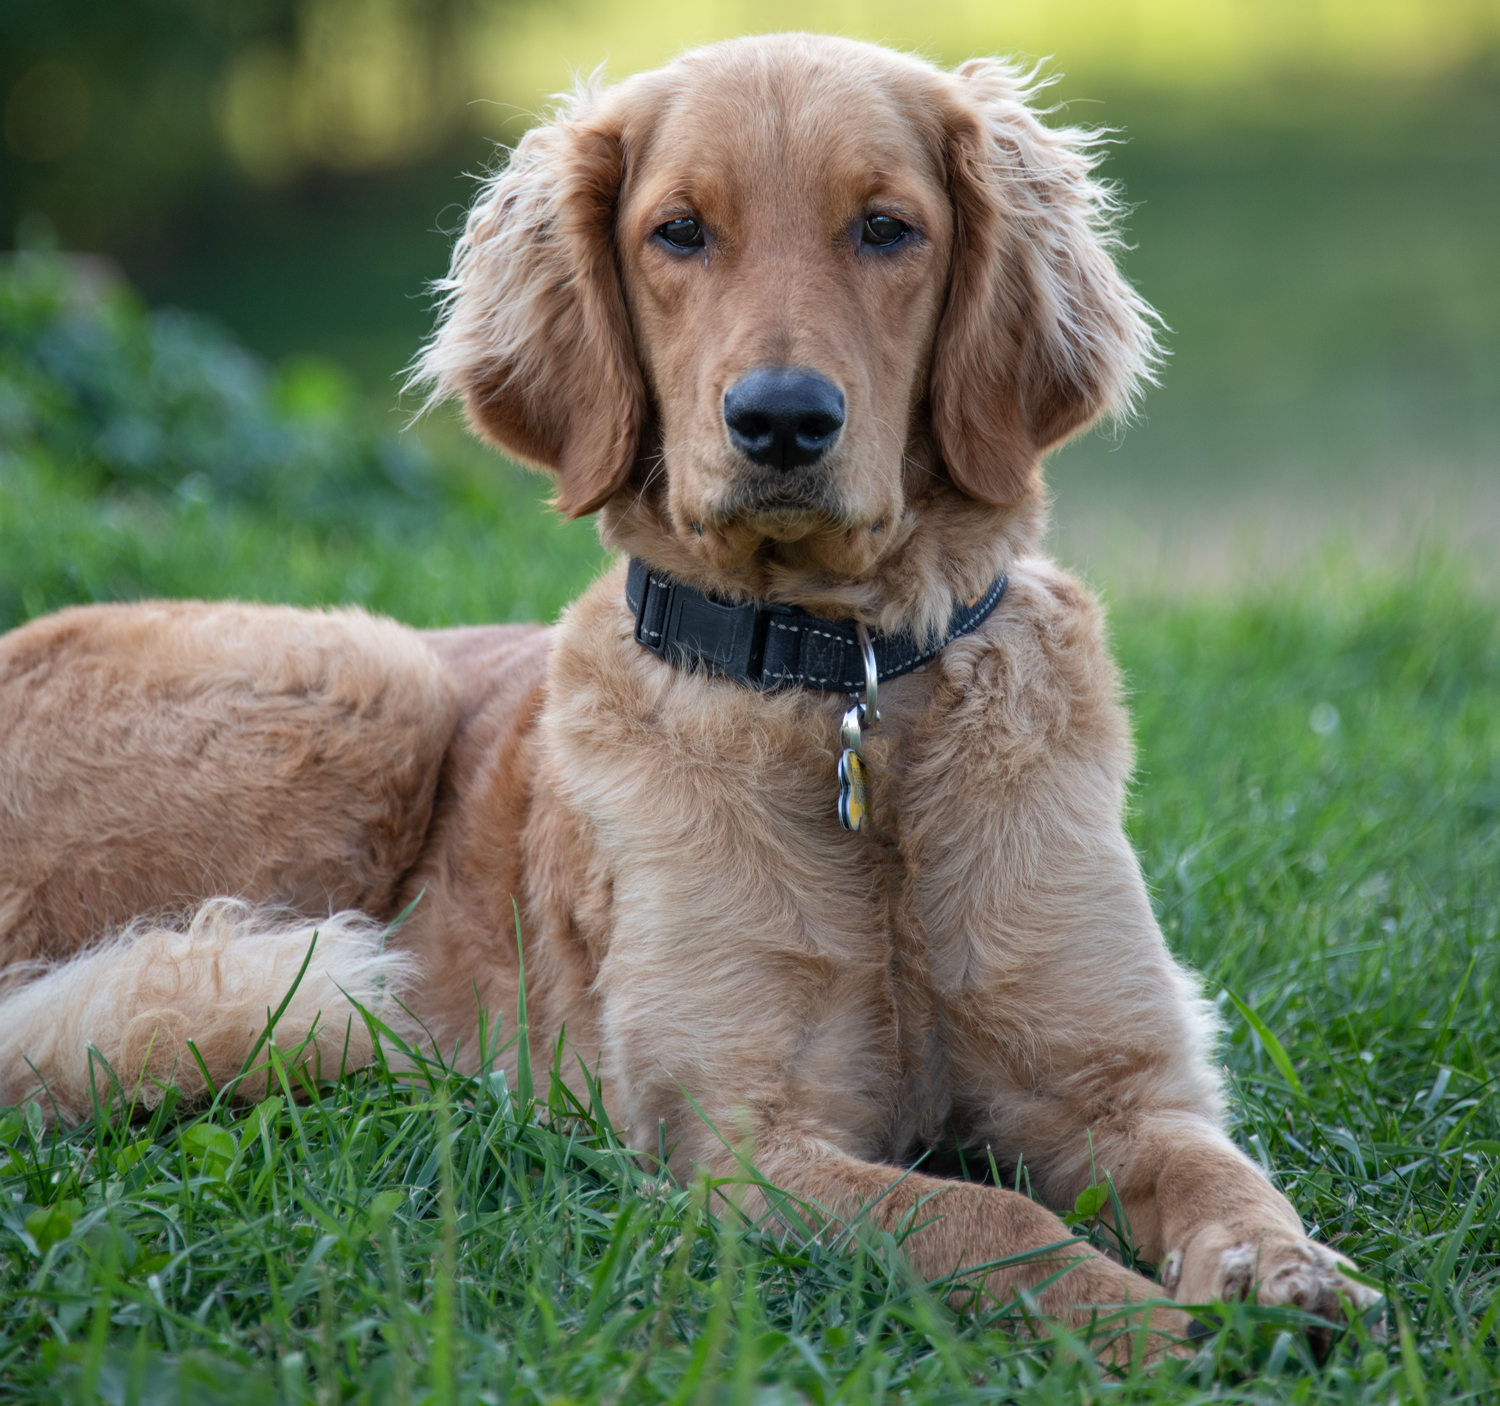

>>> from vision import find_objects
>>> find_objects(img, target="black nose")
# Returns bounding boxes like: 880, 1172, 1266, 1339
723, 368, 845, 471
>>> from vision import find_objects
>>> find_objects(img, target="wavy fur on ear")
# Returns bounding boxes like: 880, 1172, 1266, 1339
931, 59, 1163, 507
413, 83, 644, 518
0, 900, 420, 1123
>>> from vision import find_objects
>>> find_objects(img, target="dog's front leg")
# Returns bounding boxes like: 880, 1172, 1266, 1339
545, 592, 1188, 1356
584, 815, 1188, 1357
911, 571, 1381, 1335
1116, 1114, 1381, 1334
593, 913, 1191, 1357
929, 836, 1378, 1324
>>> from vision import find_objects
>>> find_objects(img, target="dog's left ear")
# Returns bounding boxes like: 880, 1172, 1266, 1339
930, 60, 1162, 507
414, 92, 644, 518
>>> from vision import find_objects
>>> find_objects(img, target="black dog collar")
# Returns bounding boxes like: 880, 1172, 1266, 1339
625, 557, 1008, 692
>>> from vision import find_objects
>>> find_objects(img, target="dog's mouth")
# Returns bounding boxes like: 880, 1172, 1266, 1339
731, 503, 826, 542
685, 499, 893, 582
661, 459, 895, 579
709, 481, 846, 542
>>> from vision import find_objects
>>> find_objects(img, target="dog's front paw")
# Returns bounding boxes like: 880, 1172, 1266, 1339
1166, 1227, 1384, 1344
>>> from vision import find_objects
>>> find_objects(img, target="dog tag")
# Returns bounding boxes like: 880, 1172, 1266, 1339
837, 629, 880, 833
837, 747, 868, 832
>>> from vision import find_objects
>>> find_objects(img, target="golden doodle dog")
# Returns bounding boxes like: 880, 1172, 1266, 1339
0, 34, 1377, 1351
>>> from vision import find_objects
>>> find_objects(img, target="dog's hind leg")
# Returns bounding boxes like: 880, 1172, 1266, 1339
0, 600, 457, 1120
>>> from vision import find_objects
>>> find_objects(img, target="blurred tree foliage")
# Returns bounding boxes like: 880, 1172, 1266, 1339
0, 0, 493, 252
0, 249, 435, 520
0, 249, 607, 635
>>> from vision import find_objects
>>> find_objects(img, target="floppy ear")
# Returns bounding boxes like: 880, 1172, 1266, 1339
930, 59, 1162, 507
415, 95, 644, 518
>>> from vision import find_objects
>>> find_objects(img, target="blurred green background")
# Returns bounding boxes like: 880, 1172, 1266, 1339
2, 0, 1498, 597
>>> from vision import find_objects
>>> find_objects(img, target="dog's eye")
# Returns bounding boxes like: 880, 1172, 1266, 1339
657, 217, 706, 249
861, 215, 909, 247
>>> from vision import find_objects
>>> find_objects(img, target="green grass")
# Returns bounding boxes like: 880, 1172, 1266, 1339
2, 268, 1498, 1397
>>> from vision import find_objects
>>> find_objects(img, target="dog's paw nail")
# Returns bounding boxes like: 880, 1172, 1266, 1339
1218, 1241, 1256, 1300
1161, 1249, 1182, 1291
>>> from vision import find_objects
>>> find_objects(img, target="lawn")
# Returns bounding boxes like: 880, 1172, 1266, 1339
1, 257, 1498, 1404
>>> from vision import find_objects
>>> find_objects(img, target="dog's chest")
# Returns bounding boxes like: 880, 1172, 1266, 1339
546, 593, 1098, 1159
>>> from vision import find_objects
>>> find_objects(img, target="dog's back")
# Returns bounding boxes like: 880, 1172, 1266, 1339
0, 600, 455, 964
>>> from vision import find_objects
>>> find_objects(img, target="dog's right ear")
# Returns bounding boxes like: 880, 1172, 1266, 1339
414, 103, 644, 518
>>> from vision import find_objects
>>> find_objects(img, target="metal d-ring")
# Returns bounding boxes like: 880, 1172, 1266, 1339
855, 621, 879, 728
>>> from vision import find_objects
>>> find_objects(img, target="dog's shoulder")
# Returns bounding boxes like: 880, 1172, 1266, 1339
927, 554, 1132, 776
992, 554, 1115, 662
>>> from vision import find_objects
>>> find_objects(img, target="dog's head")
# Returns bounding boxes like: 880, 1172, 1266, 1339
418, 35, 1158, 603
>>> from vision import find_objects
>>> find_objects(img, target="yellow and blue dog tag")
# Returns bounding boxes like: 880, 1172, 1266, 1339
837, 746, 868, 831
837, 700, 869, 831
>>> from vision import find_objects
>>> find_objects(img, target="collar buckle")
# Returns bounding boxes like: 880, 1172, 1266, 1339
628, 558, 774, 681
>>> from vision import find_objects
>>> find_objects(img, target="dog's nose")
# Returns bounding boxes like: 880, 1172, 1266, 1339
723, 368, 845, 470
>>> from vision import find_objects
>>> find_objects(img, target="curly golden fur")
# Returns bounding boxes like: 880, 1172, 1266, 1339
0, 34, 1376, 1357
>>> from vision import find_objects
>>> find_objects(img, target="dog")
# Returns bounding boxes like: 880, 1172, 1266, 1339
0, 34, 1378, 1354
